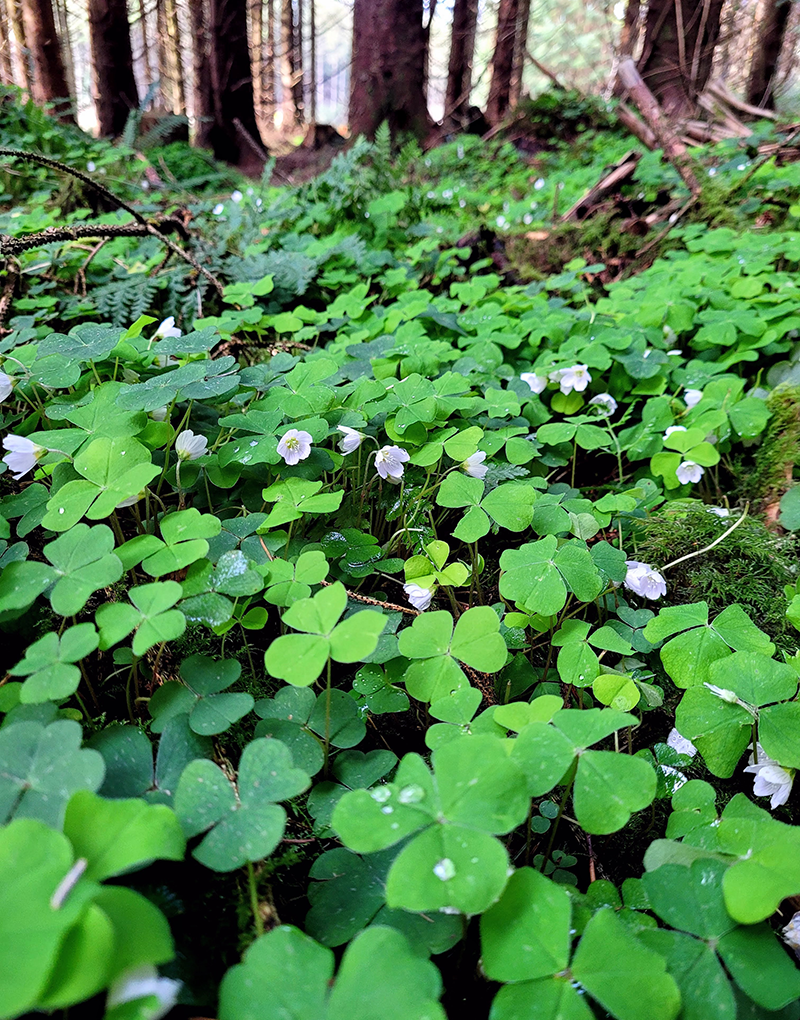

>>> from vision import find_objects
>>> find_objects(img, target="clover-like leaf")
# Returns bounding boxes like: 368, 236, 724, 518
96, 581, 186, 656
42, 523, 123, 616
149, 654, 253, 736
10, 623, 99, 704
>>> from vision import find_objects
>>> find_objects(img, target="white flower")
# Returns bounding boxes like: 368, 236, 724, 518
461, 451, 487, 479
337, 426, 364, 454
782, 911, 800, 951
549, 364, 591, 395
2, 435, 45, 479
676, 460, 704, 485
175, 429, 208, 461
666, 728, 697, 758
404, 582, 434, 612
231, 189, 243, 203
706, 506, 730, 518
0, 372, 14, 401
375, 445, 410, 483
86, 160, 96, 172
664, 425, 687, 438
106, 964, 181, 1020
703, 682, 740, 704
534, 178, 545, 190
150, 406, 169, 422
154, 316, 181, 339
277, 429, 313, 466
623, 560, 667, 600
520, 372, 548, 394
684, 389, 703, 408
744, 744, 794, 810
213, 203, 224, 215
666, 349, 683, 357
588, 393, 617, 416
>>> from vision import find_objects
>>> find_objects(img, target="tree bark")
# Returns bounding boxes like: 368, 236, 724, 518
250, 0, 263, 119
279, 0, 302, 130
88, 0, 139, 136
8, 0, 33, 92
209, 0, 267, 167
0, 0, 13, 85
618, 0, 641, 57
309, 0, 316, 123
487, 0, 519, 125
746, 0, 792, 109
349, 0, 431, 140
136, 0, 154, 84
53, 0, 76, 104
190, 0, 214, 147
265, 0, 275, 114
20, 0, 74, 120
636, 0, 725, 117
293, 0, 304, 122
445, 0, 478, 120
510, 0, 531, 107
165, 0, 186, 114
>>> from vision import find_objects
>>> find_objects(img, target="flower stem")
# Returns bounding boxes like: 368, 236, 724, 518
246, 861, 264, 937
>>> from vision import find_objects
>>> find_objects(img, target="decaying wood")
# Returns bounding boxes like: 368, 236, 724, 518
616, 102, 657, 149
562, 150, 641, 221
617, 58, 701, 194
707, 78, 777, 121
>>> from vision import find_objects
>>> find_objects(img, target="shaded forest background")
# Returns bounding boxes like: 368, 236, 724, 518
2, 0, 800, 169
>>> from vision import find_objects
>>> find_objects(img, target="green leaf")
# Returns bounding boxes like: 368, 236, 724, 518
329, 610, 388, 663
717, 924, 800, 1010
675, 686, 752, 778
759, 702, 800, 767
489, 979, 594, 1020
0, 720, 104, 826
571, 908, 680, 1020
10, 624, 99, 704
449, 606, 507, 671
0, 559, 57, 613
638, 929, 735, 1020
63, 790, 185, 880
573, 750, 656, 835
480, 868, 572, 981
42, 523, 123, 615
641, 860, 734, 939
707, 650, 797, 707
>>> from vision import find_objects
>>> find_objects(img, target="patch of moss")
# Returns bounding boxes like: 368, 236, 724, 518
745, 384, 800, 507
633, 501, 798, 648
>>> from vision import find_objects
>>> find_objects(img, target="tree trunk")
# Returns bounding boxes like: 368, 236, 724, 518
137, 0, 154, 84
21, 0, 74, 119
618, 0, 641, 57
265, 0, 275, 115
510, 0, 531, 107
156, 0, 171, 108
445, 0, 478, 120
250, 0, 263, 119
0, 0, 13, 85
636, 0, 725, 117
209, 0, 267, 167
165, 0, 186, 114
349, 0, 431, 140
190, 0, 214, 147
279, 0, 301, 131
487, 0, 519, 125
423, 0, 437, 97
88, 0, 139, 136
309, 0, 316, 123
293, 0, 304, 123
53, 0, 76, 104
8, 0, 33, 92
746, 0, 792, 108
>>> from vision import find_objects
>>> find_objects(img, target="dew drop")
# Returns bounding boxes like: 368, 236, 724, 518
433, 858, 456, 881
370, 786, 391, 803
397, 784, 425, 805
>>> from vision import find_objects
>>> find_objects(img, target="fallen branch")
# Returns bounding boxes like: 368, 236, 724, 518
562, 150, 641, 221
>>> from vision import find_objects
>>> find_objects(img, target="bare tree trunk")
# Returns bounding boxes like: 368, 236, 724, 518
309, 0, 316, 123
510, 0, 531, 106
156, 0, 171, 108
746, 0, 792, 108
423, 0, 437, 97
349, 0, 431, 139
251, 0, 263, 119
165, 0, 186, 114
52, 0, 76, 104
445, 0, 478, 120
21, 0, 74, 119
88, 0, 139, 136
293, 0, 304, 122
487, 0, 519, 124
190, 0, 214, 146
8, 0, 33, 92
279, 0, 297, 130
136, 0, 154, 84
265, 0, 275, 119
209, 0, 267, 167
0, 0, 13, 84
636, 0, 725, 117
619, 0, 641, 57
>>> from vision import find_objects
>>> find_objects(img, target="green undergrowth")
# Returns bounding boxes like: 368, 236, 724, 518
1, 96, 800, 1020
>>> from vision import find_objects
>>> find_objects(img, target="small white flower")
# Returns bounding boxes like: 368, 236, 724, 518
461, 451, 487, 480
534, 178, 545, 190
86, 160, 96, 172
404, 582, 434, 612
744, 744, 794, 810
277, 429, 313, 466
175, 429, 208, 461
2, 435, 45, 479
703, 682, 740, 704
676, 460, 704, 485
106, 964, 181, 1020
588, 393, 617, 416
706, 506, 730, 518
684, 389, 703, 408
154, 316, 181, 339
520, 372, 548, 394
150, 406, 169, 422
231, 189, 243, 203
549, 364, 591, 395
337, 426, 364, 454
623, 560, 667, 600
666, 728, 697, 758
782, 911, 800, 951
666, 349, 683, 357
213, 203, 225, 215
0, 372, 15, 401
375, 445, 410, 483
664, 425, 687, 437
